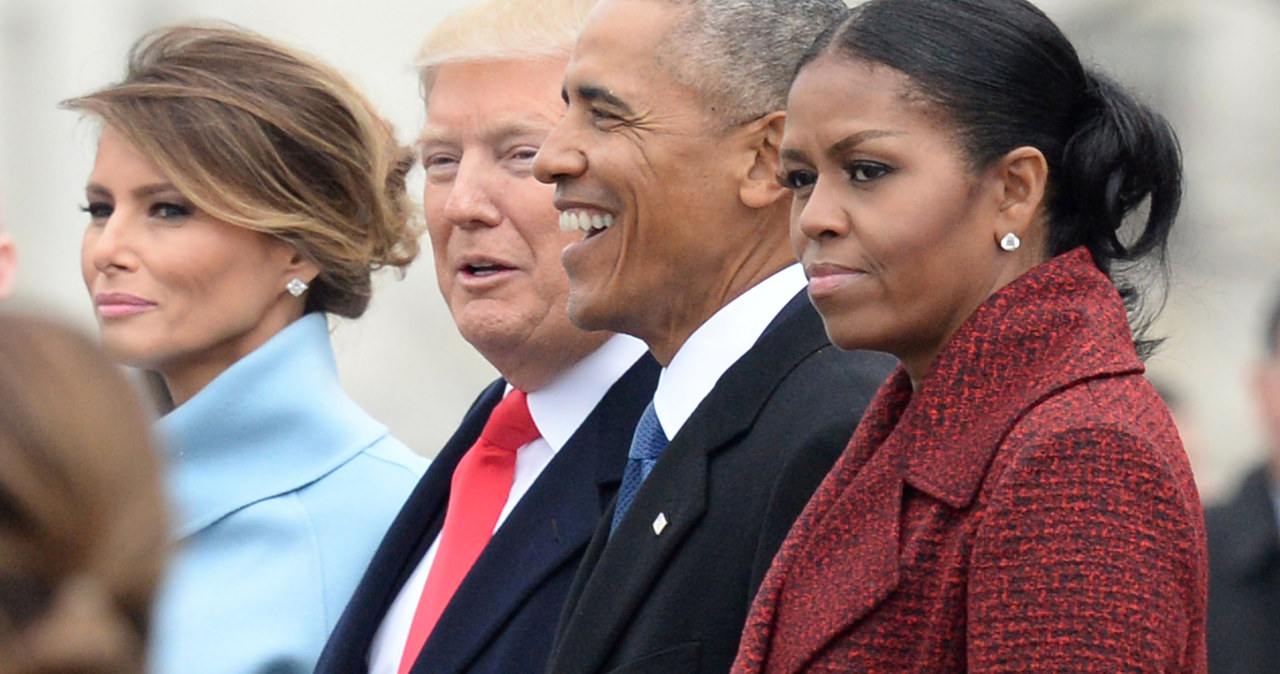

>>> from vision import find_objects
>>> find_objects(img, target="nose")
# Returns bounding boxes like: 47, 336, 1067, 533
794, 176, 850, 242
532, 118, 586, 186
85, 212, 139, 274
441, 155, 503, 229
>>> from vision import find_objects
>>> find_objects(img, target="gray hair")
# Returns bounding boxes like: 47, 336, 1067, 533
657, 0, 849, 126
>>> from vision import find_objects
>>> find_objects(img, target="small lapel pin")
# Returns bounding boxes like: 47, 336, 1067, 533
652, 512, 668, 535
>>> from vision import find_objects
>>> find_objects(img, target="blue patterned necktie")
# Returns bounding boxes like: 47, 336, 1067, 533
610, 402, 669, 534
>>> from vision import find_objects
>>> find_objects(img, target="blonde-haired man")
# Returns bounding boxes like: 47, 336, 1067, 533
315, 1, 657, 673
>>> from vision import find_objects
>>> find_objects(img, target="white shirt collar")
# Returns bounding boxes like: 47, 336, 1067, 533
653, 264, 806, 439
517, 333, 649, 452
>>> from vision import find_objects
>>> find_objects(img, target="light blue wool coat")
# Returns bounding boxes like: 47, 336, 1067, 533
151, 313, 428, 674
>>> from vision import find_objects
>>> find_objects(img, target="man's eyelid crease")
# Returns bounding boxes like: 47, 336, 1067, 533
576, 84, 633, 117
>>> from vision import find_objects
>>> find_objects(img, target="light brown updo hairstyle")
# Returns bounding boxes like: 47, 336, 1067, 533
0, 315, 167, 674
62, 24, 421, 318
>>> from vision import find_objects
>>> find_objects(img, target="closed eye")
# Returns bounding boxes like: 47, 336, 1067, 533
590, 107, 622, 126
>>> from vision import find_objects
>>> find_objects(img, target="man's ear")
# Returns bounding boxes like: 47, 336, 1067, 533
738, 111, 789, 210
988, 146, 1048, 242
0, 234, 17, 301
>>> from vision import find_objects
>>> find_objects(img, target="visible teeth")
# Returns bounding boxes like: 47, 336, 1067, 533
559, 210, 614, 233
467, 262, 503, 276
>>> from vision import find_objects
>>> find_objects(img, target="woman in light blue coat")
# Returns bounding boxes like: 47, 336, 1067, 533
64, 25, 429, 674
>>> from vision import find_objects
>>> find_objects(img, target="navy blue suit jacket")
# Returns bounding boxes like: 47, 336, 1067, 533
315, 354, 659, 674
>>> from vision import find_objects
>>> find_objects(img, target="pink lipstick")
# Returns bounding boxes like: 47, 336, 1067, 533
94, 293, 157, 319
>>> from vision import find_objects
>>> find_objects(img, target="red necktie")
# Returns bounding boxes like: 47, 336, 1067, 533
398, 389, 540, 673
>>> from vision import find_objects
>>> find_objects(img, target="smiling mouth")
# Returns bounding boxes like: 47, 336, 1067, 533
559, 210, 615, 239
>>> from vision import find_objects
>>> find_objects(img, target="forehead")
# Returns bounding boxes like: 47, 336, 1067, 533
566, 0, 683, 92
90, 127, 167, 183
787, 56, 930, 136
422, 58, 568, 140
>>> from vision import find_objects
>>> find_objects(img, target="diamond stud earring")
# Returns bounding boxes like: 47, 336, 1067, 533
286, 278, 309, 297
999, 232, 1021, 252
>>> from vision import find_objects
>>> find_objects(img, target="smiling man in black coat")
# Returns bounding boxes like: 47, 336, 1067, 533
531, 0, 894, 671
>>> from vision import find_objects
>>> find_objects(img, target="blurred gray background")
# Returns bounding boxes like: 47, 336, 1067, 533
1, 0, 1276, 503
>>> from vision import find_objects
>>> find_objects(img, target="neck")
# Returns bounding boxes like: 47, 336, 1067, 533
159, 310, 304, 407
486, 330, 613, 392
643, 247, 794, 366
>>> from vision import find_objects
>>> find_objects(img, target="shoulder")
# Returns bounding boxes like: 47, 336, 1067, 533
982, 372, 1202, 540
762, 344, 894, 438
297, 432, 427, 512
1009, 373, 1186, 470
357, 433, 431, 478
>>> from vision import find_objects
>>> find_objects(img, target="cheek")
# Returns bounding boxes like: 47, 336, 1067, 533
788, 210, 808, 257
425, 223, 454, 291
80, 233, 97, 288
172, 245, 274, 314
422, 183, 450, 230
540, 226, 581, 265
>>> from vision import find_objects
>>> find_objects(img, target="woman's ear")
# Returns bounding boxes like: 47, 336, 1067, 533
991, 146, 1048, 238
280, 245, 320, 289
738, 111, 789, 210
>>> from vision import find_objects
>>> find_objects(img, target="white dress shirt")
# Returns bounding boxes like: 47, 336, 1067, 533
652, 264, 806, 439
368, 334, 648, 673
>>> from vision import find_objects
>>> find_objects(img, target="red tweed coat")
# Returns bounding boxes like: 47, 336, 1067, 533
733, 248, 1207, 673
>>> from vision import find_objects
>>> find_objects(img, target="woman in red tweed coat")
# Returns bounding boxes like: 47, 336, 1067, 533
733, 0, 1207, 671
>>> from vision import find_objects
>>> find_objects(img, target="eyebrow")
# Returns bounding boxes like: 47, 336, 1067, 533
830, 129, 905, 156
418, 120, 555, 149
84, 182, 182, 200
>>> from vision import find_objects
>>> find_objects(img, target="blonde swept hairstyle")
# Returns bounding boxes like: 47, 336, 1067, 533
414, 0, 597, 96
0, 315, 166, 674
63, 24, 421, 318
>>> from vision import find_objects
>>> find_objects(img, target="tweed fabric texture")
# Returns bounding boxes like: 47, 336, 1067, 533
733, 248, 1208, 673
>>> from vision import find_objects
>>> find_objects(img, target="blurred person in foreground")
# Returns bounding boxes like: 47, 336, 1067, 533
316, 1, 658, 672
1206, 286, 1280, 674
0, 193, 16, 300
733, 0, 1206, 671
62, 25, 428, 674
531, 0, 895, 671
0, 314, 166, 674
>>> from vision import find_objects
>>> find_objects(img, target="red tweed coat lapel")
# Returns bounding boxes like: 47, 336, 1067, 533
747, 374, 911, 670
734, 248, 1190, 673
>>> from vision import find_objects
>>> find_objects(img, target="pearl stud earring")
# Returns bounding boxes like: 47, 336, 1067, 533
286, 278, 309, 297
999, 232, 1021, 252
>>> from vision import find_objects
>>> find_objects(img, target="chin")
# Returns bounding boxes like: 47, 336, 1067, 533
458, 318, 531, 356
565, 291, 616, 334
103, 345, 160, 371
820, 321, 876, 354
95, 331, 148, 367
